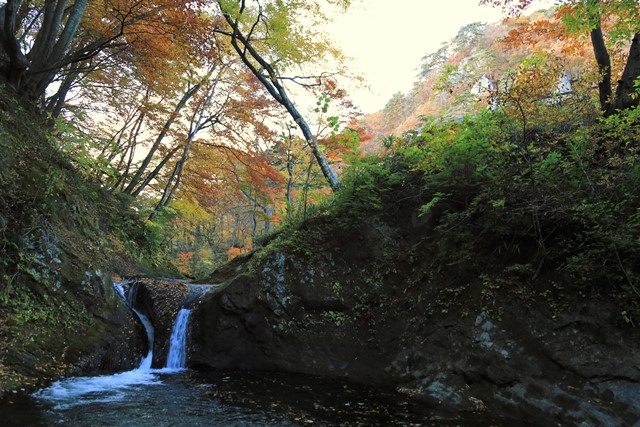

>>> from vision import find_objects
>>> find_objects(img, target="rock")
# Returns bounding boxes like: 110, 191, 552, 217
125, 279, 189, 367
185, 218, 640, 425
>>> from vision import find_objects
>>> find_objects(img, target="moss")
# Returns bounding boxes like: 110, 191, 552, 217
0, 89, 155, 394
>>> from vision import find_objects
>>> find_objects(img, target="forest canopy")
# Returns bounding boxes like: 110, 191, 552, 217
0, 0, 639, 288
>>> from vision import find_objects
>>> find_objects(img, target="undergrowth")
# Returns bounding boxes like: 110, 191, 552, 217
255, 107, 640, 324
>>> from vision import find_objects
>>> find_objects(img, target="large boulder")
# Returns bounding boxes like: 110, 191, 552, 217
130, 279, 188, 367
124, 278, 219, 367
190, 218, 640, 426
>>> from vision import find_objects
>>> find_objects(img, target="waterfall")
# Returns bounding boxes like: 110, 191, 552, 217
33, 283, 163, 409
114, 282, 154, 371
133, 309, 154, 371
114, 282, 191, 371
165, 308, 191, 370
114, 283, 126, 300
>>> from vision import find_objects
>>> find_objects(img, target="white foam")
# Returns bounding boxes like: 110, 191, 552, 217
34, 368, 162, 409
165, 308, 191, 370
34, 285, 193, 409
113, 283, 126, 300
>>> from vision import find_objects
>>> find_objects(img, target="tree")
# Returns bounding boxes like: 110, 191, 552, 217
481, 0, 640, 115
212, 0, 351, 191
0, 0, 208, 105
67, 10, 223, 196
0, 0, 90, 99
122, 82, 203, 196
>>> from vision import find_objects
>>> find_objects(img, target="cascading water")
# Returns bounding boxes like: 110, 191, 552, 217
33, 282, 161, 409
114, 282, 154, 370
165, 308, 191, 370
33, 283, 195, 410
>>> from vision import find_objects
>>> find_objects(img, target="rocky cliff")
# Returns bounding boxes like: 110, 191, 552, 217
189, 213, 640, 426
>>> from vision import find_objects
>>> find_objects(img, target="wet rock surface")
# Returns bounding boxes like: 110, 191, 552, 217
124, 278, 218, 367
0, 230, 146, 397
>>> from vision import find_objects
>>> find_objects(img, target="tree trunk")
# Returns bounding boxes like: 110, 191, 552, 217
151, 76, 218, 213
29, 1, 66, 65
130, 144, 182, 197
25, 0, 90, 100
302, 152, 314, 219
251, 192, 258, 242
123, 84, 200, 194
263, 205, 274, 233
114, 109, 146, 190
48, 0, 90, 65
152, 135, 193, 215
590, 25, 613, 114
45, 64, 81, 119
0, 1, 29, 85
285, 142, 294, 218
612, 32, 640, 112
288, 101, 340, 190
220, 9, 340, 191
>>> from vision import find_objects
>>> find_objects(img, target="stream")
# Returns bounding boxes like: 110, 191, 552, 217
1, 369, 504, 426
0, 283, 512, 426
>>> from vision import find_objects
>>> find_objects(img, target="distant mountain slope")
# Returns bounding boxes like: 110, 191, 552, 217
360, 9, 594, 151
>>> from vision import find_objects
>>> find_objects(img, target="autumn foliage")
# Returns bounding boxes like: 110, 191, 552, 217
2, 1, 638, 279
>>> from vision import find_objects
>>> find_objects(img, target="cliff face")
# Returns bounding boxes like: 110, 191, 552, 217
190, 213, 640, 425
0, 96, 147, 396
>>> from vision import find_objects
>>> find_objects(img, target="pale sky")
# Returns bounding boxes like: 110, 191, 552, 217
327, 0, 554, 113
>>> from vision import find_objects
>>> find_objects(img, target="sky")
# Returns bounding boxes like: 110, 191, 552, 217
326, 0, 554, 114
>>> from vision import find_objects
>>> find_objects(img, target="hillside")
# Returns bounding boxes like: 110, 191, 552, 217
360, 10, 598, 150
0, 92, 162, 395
0, 0, 639, 425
